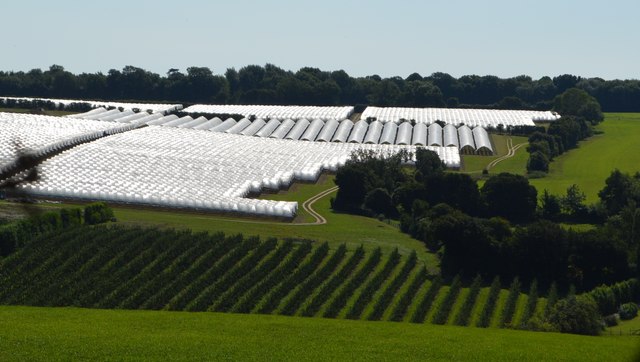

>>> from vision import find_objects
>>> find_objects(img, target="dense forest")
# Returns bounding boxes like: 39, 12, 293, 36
1, 64, 639, 112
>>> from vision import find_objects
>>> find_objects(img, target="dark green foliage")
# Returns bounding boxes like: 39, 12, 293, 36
540, 190, 561, 221
83, 202, 114, 225
527, 151, 549, 172
389, 267, 428, 322
415, 148, 445, 177
544, 283, 559, 317
212, 240, 296, 313
432, 275, 462, 325
553, 88, 604, 122
454, 275, 482, 326
618, 302, 638, 320
519, 280, 538, 328
279, 244, 347, 316
257, 242, 329, 314
584, 278, 640, 315
364, 188, 395, 217
499, 278, 521, 328
411, 276, 443, 323
481, 173, 537, 223
368, 251, 417, 321
547, 296, 603, 335
60, 208, 82, 228
477, 276, 501, 328
301, 246, 365, 317
346, 249, 401, 320
323, 248, 382, 318
232, 242, 313, 314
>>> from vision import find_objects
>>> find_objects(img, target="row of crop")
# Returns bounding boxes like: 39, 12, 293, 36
454, 276, 482, 326
211, 239, 295, 312
279, 244, 347, 316
432, 275, 462, 325
231, 242, 313, 314
257, 242, 330, 314
411, 276, 443, 323
300, 246, 365, 317
368, 251, 418, 321
389, 266, 428, 322
323, 248, 382, 318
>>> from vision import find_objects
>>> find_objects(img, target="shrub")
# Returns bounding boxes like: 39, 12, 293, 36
411, 276, 443, 323
547, 295, 603, 335
432, 275, 462, 325
618, 302, 638, 320
83, 202, 114, 225
603, 314, 619, 327
477, 276, 501, 328
454, 275, 482, 326
500, 277, 521, 328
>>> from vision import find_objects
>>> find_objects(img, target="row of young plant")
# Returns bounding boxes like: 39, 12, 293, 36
3, 225, 631, 334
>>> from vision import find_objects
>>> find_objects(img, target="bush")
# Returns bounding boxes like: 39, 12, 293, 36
547, 295, 603, 335
603, 314, 619, 327
618, 302, 638, 320
83, 202, 114, 225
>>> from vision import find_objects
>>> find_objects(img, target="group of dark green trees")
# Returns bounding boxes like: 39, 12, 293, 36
1, 64, 639, 112
332, 149, 639, 296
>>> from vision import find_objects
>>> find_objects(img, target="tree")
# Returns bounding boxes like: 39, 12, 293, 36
598, 169, 640, 216
415, 148, 445, 177
527, 151, 549, 173
364, 188, 395, 217
541, 190, 561, 220
547, 296, 603, 335
481, 173, 538, 222
561, 184, 587, 216
553, 88, 603, 123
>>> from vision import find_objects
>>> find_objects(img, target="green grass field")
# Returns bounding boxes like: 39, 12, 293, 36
0, 306, 637, 361
530, 113, 640, 202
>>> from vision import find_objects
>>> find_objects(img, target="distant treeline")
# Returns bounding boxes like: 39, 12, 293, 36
0, 64, 639, 112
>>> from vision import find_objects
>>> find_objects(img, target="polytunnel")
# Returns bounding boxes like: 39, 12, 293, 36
193, 117, 222, 130
126, 112, 163, 125
179, 116, 208, 128
332, 119, 354, 142
363, 121, 383, 144
98, 109, 135, 122
269, 118, 295, 139
84, 108, 120, 120
428, 123, 443, 146
301, 119, 325, 141
347, 120, 368, 143
240, 118, 266, 136
457, 125, 475, 154
146, 114, 178, 126
68, 107, 108, 118
115, 112, 155, 123
285, 118, 310, 140
210, 118, 237, 132
316, 119, 339, 142
225, 118, 252, 134
472, 126, 493, 155
379, 122, 398, 144
411, 123, 427, 146
395, 122, 412, 145
163, 116, 193, 127
443, 124, 459, 147
255, 118, 281, 137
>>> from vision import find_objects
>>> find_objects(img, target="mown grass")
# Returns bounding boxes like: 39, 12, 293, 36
0, 306, 637, 361
529, 113, 640, 202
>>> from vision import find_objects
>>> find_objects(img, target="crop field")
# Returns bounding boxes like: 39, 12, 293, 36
530, 113, 640, 202
0, 306, 637, 361
1, 226, 548, 329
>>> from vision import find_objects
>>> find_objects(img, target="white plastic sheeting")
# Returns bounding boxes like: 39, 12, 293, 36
240, 119, 267, 136
255, 119, 281, 138
163, 116, 194, 127
183, 104, 354, 121
348, 121, 368, 143
316, 119, 339, 142
0, 112, 137, 172
361, 106, 561, 127
472, 126, 494, 155
301, 119, 325, 141
379, 122, 398, 145
269, 119, 295, 139
193, 117, 223, 130
179, 116, 208, 129
428, 123, 443, 147
16, 126, 461, 217
285, 118, 310, 140
458, 125, 475, 154
147, 115, 178, 126
332, 119, 354, 143
210, 118, 237, 132
412, 123, 428, 146
225, 118, 251, 134
396, 122, 413, 145
363, 121, 383, 144
2, 97, 183, 114
443, 124, 459, 148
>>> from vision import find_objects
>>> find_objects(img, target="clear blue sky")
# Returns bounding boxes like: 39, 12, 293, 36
2, 0, 638, 80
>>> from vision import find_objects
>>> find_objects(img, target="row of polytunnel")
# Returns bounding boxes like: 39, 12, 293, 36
1, 96, 182, 114
361, 106, 560, 127
0, 112, 135, 174
182, 104, 354, 121
9, 120, 460, 217
72, 108, 493, 154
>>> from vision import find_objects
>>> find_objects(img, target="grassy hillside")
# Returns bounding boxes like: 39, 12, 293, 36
0, 226, 546, 329
0, 306, 637, 361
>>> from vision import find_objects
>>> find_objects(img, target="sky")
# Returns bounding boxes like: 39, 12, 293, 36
2, 0, 638, 80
